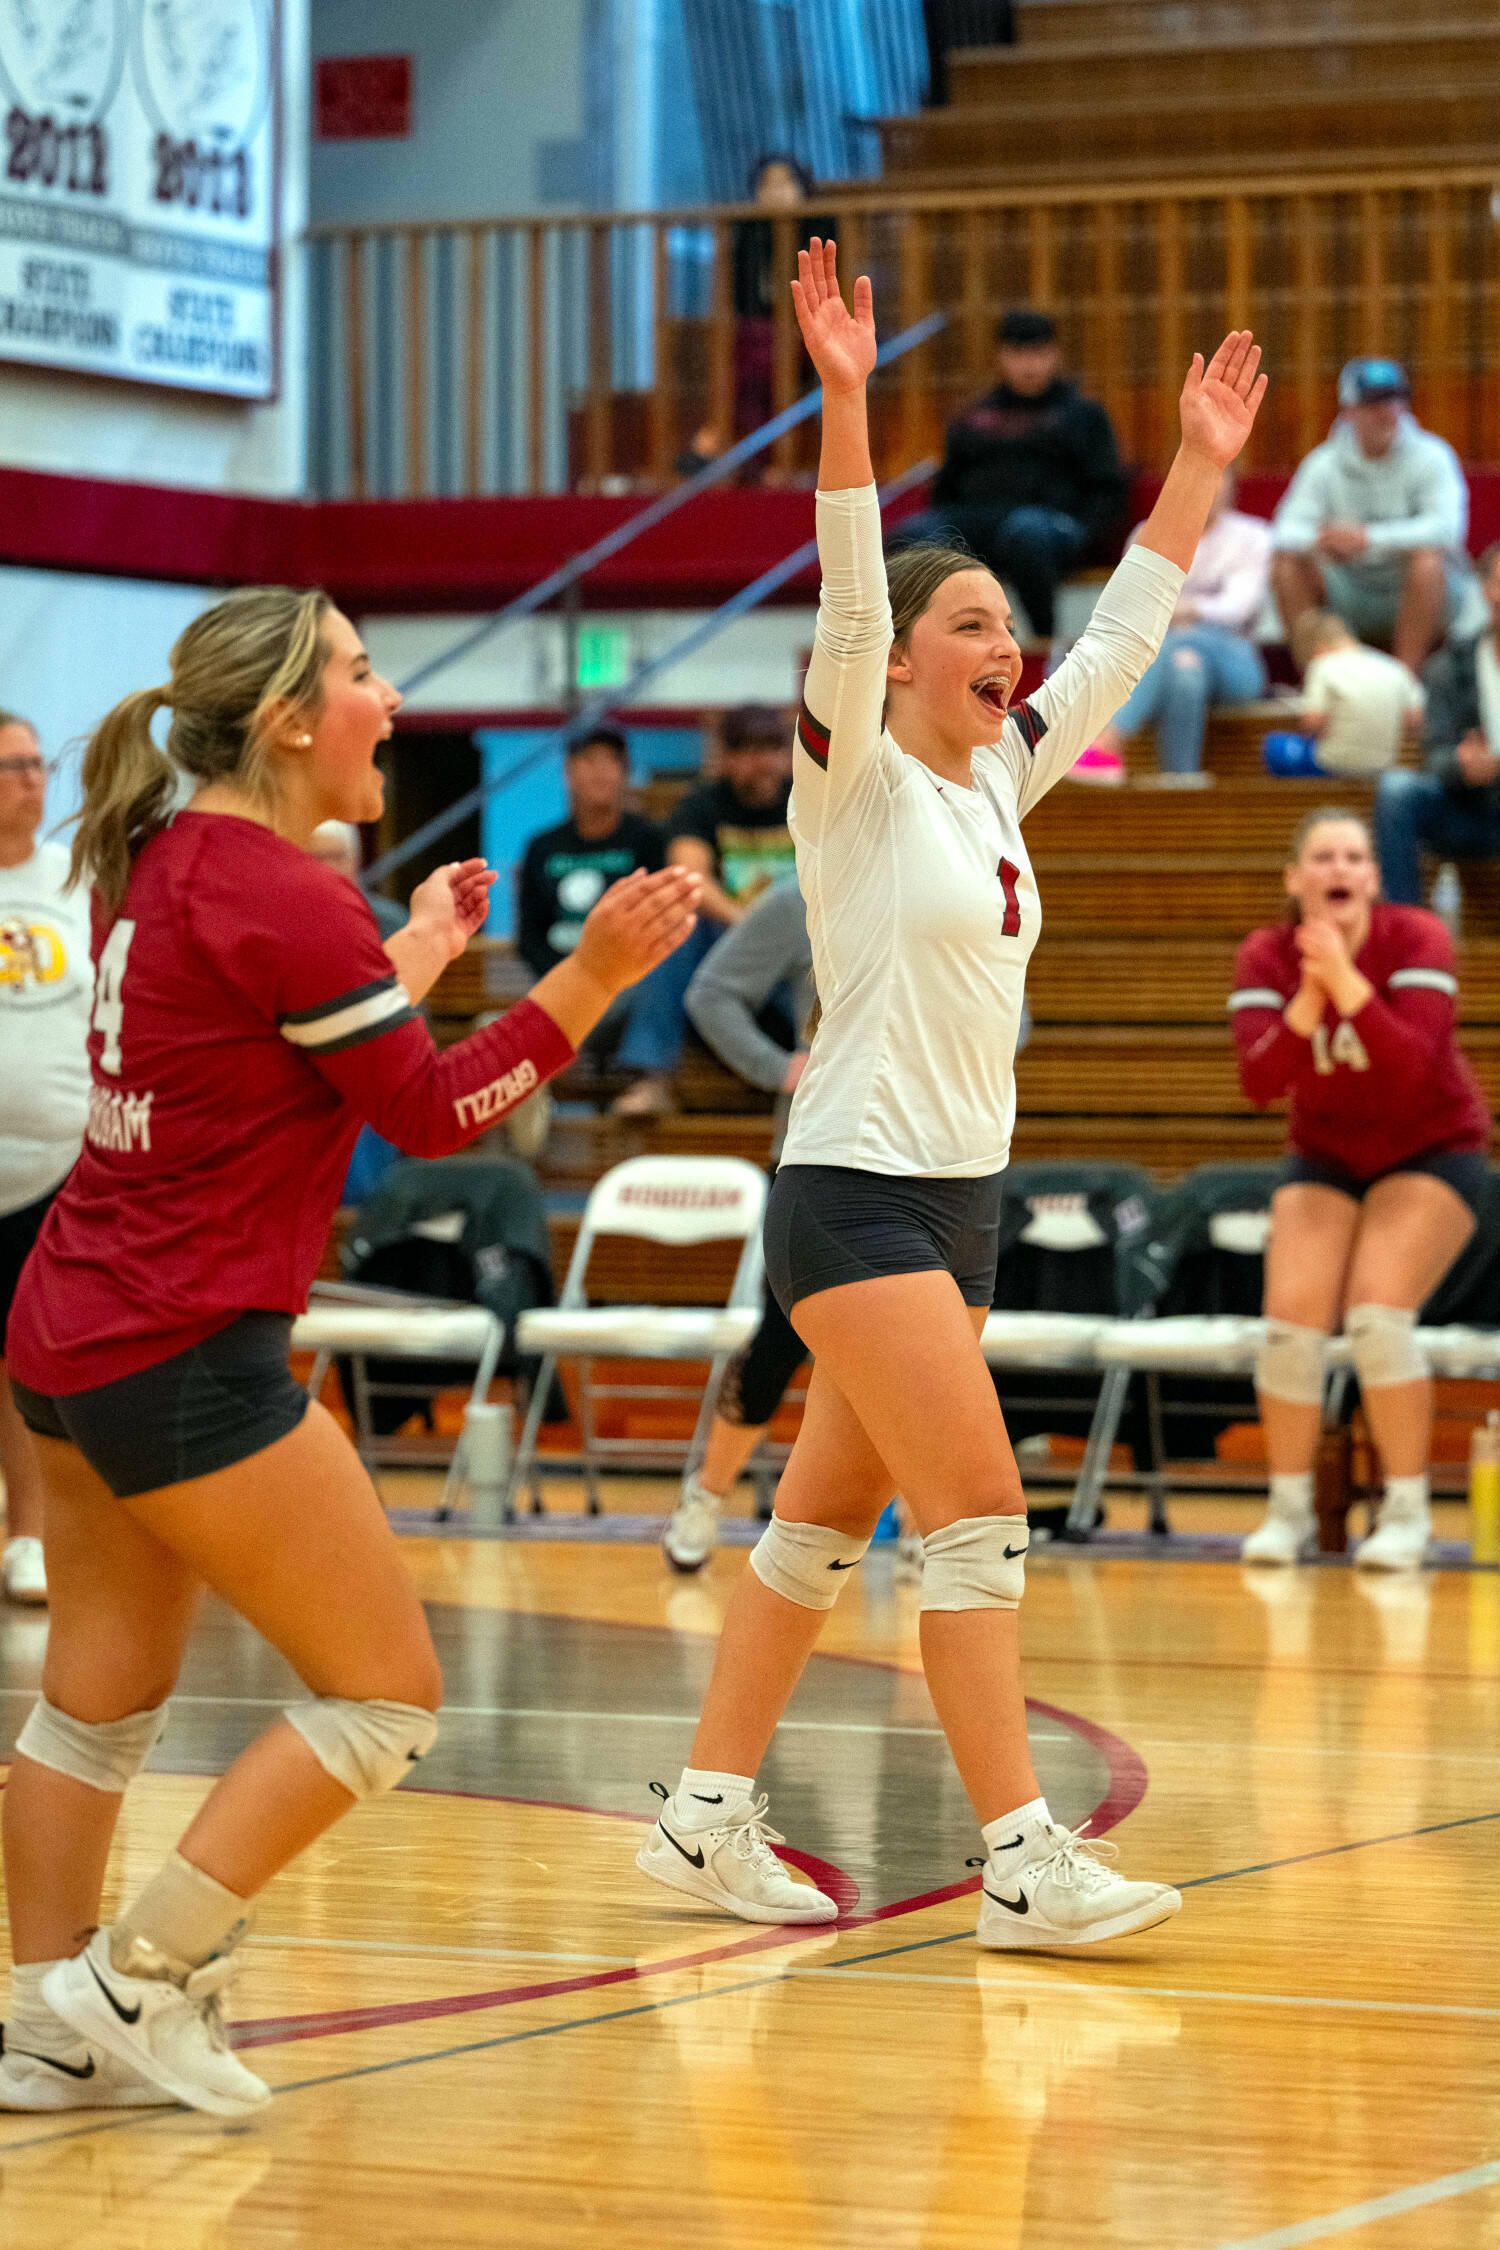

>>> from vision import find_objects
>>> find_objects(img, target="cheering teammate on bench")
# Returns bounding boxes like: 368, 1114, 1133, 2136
636, 240, 1265, 1947
1232, 809, 1490, 1569
0, 590, 697, 2119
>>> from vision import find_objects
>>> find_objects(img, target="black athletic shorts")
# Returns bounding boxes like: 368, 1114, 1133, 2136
0, 1186, 58, 1354
1281, 1144, 1490, 1219
10, 1311, 309, 1500
764, 1163, 1004, 1317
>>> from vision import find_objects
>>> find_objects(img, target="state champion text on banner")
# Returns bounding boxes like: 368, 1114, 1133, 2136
0, 0, 278, 401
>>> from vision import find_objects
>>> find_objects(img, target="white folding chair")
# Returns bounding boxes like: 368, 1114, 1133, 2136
506, 1154, 768, 1514
292, 1281, 508, 1519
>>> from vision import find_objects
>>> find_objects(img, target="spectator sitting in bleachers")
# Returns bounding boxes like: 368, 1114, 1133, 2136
1287, 611, 1425, 778
612, 705, 794, 1117
1270, 358, 1472, 678
516, 725, 664, 1072
892, 308, 1128, 642
1080, 468, 1271, 783
1375, 542, 1500, 905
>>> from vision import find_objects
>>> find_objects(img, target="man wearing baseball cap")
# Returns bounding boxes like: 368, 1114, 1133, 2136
892, 307, 1128, 641
1271, 358, 1473, 676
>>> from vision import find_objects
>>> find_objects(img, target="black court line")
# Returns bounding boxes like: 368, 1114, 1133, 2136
5, 1803, 1498, 2160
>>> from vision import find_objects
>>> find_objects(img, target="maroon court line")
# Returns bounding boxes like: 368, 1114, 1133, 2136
229, 1691, 1144, 2052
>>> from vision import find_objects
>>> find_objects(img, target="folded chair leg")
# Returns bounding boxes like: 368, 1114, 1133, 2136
505, 1355, 556, 1520
1145, 1372, 1171, 1536
579, 1356, 601, 1513
1068, 1365, 1130, 1536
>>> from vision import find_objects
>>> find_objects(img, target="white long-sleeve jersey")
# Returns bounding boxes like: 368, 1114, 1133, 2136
780, 483, 1183, 1178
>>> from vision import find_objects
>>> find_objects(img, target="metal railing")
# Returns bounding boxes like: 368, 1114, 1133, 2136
310, 165, 1500, 500
392, 310, 945, 703
364, 457, 935, 890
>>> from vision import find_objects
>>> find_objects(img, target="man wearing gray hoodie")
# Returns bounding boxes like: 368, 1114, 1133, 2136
1271, 359, 1472, 677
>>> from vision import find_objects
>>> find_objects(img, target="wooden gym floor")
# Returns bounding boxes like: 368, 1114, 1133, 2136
2, 1476, 1498, 2250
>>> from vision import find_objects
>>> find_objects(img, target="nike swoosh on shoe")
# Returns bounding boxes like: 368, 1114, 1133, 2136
981, 1882, 1030, 1916
87, 1957, 142, 2026
12, 2049, 97, 2081
658, 1825, 707, 1871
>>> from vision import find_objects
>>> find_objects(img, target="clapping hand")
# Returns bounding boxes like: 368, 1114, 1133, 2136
1179, 331, 1267, 470
791, 239, 876, 397
574, 866, 702, 995
407, 858, 497, 961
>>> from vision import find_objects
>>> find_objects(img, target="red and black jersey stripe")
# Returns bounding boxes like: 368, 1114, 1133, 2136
796, 698, 830, 769
1010, 698, 1049, 754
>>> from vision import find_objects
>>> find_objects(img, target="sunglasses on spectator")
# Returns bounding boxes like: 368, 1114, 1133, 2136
0, 755, 51, 779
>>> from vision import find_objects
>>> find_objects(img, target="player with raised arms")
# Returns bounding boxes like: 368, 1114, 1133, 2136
636, 241, 1265, 1945
0, 590, 698, 2117
1234, 808, 1490, 1568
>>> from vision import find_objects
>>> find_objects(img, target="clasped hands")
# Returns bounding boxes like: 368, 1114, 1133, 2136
1286, 915, 1372, 1031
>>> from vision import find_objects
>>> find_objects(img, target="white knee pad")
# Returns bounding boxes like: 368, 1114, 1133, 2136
15, 1696, 168, 1794
748, 1517, 872, 1609
920, 1514, 1029, 1612
1256, 1320, 1329, 1407
285, 1698, 439, 1800
1345, 1303, 1425, 1390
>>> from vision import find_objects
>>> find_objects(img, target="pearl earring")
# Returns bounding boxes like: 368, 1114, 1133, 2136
298, 733, 313, 747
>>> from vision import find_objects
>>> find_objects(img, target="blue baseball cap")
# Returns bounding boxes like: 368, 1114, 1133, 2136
1338, 358, 1410, 408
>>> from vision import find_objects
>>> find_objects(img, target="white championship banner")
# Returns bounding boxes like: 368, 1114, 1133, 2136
0, 0, 277, 400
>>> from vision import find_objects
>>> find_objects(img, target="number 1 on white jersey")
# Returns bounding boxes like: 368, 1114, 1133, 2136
93, 918, 136, 1076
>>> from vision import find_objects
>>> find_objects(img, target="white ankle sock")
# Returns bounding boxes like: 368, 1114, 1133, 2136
6, 1960, 73, 2055
1269, 1472, 1314, 1518
982, 1797, 1051, 1873
1382, 1473, 1429, 1519
672, 1767, 754, 1827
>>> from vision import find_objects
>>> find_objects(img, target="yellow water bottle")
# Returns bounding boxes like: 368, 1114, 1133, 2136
1468, 1410, 1500, 1565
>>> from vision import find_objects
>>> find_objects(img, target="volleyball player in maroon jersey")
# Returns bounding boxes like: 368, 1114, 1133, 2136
1231, 809, 1490, 1569
0, 589, 697, 2118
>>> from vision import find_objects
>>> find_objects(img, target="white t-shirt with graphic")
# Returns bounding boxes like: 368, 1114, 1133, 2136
781, 485, 1182, 1178
0, 840, 93, 1217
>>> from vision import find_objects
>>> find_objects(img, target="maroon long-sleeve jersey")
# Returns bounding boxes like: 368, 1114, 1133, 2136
8, 811, 574, 1395
1229, 902, 1489, 1177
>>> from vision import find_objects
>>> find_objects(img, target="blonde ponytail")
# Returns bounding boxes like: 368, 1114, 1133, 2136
71, 585, 333, 909
70, 688, 176, 908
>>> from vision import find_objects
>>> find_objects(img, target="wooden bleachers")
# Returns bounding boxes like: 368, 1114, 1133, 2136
1013, 0, 1496, 47
880, 5, 1500, 188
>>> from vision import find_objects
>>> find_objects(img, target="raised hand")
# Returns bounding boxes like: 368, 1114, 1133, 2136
1179, 331, 1267, 470
407, 858, 498, 961
791, 238, 876, 397
574, 866, 702, 995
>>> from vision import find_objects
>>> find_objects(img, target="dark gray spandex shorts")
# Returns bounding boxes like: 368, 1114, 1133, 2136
763, 1164, 1004, 1317
11, 1311, 308, 1499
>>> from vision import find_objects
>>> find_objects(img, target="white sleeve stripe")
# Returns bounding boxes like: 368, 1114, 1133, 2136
280, 982, 415, 1048
1227, 988, 1287, 1012
1388, 967, 1458, 994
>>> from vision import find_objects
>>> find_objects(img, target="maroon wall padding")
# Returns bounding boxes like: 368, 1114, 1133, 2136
2, 461, 1497, 614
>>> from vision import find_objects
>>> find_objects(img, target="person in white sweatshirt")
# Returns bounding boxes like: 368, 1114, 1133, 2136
0, 715, 91, 1604
1271, 358, 1472, 677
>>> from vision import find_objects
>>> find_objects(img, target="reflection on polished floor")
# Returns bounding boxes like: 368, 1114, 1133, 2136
2, 1478, 1499, 2250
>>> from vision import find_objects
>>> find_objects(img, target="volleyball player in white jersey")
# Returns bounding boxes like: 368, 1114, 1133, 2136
638, 242, 1265, 1947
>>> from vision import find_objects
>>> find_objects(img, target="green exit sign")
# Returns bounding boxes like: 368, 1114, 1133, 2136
576, 626, 631, 689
